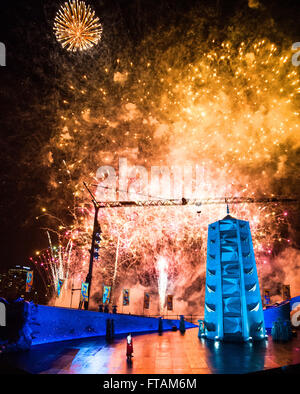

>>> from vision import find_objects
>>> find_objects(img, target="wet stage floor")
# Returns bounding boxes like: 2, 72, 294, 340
1, 328, 300, 374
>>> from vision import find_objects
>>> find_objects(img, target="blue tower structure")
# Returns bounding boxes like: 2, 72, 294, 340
204, 206, 266, 342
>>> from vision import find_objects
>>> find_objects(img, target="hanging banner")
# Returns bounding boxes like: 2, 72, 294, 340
167, 295, 173, 311
57, 279, 65, 297
263, 289, 271, 306
103, 285, 111, 305
144, 292, 150, 310
26, 271, 34, 293
80, 282, 89, 303
282, 284, 291, 301
123, 289, 130, 306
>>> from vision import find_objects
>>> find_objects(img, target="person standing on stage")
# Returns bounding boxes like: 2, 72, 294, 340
126, 333, 133, 360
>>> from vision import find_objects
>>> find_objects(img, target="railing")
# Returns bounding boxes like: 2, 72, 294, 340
141, 314, 203, 324
95, 309, 203, 324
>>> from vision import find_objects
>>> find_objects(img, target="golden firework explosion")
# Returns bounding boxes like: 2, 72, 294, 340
54, 0, 103, 52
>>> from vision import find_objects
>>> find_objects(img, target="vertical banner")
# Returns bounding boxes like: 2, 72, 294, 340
57, 279, 65, 297
103, 285, 111, 305
167, 295, 173, 311
263, 289, 271, 306
80, 282, 89, 303
282, 284, 291, 301
26, 271, 34, 293
144, 292, 150, 310
123, 289, 130, 306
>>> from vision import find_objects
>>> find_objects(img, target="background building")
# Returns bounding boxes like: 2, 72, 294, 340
0, 265, 31, 299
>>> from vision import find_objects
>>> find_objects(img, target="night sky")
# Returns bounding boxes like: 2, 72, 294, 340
0, 0, 299, 276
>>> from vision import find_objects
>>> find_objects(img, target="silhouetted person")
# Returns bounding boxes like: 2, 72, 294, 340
106, 319, 111, 339
179, 315, 186, 334
158, 317, 163, 334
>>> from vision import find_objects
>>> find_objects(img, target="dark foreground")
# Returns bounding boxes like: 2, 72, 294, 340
1, 328, 300, 374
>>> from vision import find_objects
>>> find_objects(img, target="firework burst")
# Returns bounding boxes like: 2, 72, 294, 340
40, 6, 300, 312
54, 0, 103, 52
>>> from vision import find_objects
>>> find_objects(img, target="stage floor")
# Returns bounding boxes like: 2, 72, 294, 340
1, 328, 300, 374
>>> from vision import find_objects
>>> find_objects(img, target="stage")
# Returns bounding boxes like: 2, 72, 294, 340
1, 328, 300, 374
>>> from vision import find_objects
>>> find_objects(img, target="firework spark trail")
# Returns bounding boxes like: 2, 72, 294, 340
157, 256, 169, 313
47, 231, 56, 287
111, 235, 120, 303
44, 232, 74, 294
65, 239, 73, 286
41, 7, 300, 311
